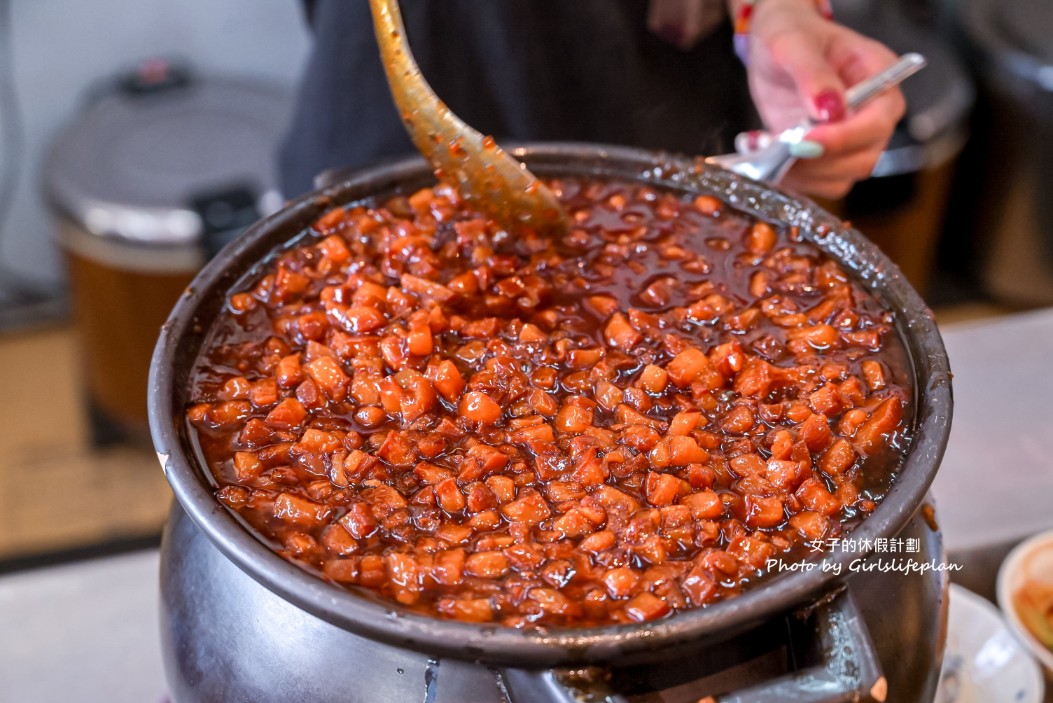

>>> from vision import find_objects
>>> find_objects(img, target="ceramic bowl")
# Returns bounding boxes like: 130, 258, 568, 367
998, 529, 1053, 678
936, 584, 1044, 702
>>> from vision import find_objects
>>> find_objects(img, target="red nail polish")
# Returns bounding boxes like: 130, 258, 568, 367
814, 90, 845, 123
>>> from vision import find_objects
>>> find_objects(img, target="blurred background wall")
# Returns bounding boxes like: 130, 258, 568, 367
0, 0, 310, 307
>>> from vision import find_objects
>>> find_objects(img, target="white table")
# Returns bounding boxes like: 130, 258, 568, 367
0, 551, 167, 702
931, 308, 1053, 552
2, 309, 1051, 702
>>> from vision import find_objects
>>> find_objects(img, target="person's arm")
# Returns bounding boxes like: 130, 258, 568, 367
730, 0, 905, 198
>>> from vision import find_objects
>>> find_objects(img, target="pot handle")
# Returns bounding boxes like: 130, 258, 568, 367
500, 588, 886, 703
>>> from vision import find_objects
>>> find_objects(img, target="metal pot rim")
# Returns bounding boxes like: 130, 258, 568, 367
148, 142, 952, 667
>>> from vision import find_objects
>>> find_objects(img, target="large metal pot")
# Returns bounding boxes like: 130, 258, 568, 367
149, 144, 953, 701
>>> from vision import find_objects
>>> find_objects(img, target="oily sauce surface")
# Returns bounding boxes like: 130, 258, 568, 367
188, 178, 912, 628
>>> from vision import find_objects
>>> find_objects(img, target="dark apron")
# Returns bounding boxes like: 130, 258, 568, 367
279, 0, 755, 196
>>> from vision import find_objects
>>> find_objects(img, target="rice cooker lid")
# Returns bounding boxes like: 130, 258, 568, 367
43, 63, 291, 247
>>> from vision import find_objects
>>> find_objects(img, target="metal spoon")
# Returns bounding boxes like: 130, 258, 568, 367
369, 0, 568, 234
708, 53, 927, 183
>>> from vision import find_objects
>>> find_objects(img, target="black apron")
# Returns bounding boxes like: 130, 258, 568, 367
279, 0, 756, 196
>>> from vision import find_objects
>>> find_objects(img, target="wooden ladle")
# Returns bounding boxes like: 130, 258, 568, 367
368, 0, 569, 235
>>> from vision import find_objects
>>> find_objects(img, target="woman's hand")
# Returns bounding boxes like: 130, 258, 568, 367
744, 0, 905, 198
